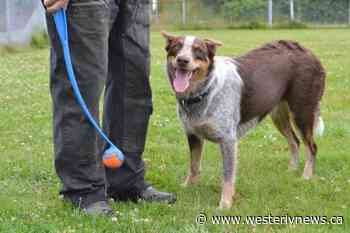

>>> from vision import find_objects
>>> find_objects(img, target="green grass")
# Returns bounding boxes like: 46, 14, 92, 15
0, 29, 349, 233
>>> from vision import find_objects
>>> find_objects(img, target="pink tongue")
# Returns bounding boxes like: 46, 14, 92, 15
173, 70, 192, 93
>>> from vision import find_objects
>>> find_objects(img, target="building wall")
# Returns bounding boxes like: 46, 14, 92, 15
0, 1, 46, 45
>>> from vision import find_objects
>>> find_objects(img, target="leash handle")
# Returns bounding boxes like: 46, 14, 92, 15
53, 9, 124, 167
53, 9, 68, 44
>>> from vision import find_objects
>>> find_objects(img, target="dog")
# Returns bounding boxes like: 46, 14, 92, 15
161, 32, 326, 209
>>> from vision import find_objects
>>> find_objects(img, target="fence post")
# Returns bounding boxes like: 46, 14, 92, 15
268, 0, 273, 27
348, 0, 350, 25
290, 0, 295, 21
182, 0, 186, 25
5, 0, 10, 31
153, 0, 160, 24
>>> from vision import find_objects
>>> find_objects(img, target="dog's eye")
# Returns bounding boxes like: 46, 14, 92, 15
193, 48, 207, 60
173, 43, 182, 51
168, 43, 183, 55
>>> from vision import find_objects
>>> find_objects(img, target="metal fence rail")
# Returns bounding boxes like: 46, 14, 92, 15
1, 0, 349, 45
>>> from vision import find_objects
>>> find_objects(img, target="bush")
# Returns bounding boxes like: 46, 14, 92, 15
0, 45, 21, 55
274, 21, 308, 29
30, 31, 49, 49
228, 21, 268, 30
169, 20, 308, 31
0, 31, 49, 55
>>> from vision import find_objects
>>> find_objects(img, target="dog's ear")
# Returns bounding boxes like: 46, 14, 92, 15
204, 39, 223, 60
161, 31, 177, 51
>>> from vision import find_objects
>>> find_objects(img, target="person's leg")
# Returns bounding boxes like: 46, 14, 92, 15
103, 0, 152, 200
45, 0, 111, 208
104, 0, 176, 203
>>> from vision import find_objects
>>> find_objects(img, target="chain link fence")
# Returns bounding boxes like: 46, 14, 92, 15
0, 0, 46, 45
1, 0, 349, 45
151, 0, 350, 28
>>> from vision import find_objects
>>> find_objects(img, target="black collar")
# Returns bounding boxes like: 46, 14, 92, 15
179, 89, 210, 108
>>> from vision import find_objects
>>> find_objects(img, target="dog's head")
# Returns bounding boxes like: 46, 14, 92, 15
161, 31, 222, 95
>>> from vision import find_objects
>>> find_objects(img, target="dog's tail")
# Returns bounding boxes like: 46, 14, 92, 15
314, 116, 325, 137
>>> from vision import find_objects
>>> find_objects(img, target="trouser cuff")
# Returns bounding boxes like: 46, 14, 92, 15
62, 188, 107, 208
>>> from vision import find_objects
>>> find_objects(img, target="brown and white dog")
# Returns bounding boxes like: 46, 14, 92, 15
161, 32, 326, 209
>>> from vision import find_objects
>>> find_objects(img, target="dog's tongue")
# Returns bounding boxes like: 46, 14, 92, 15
173, 70, 192, 93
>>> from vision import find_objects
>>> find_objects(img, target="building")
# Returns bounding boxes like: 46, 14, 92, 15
0, 0, 46, 45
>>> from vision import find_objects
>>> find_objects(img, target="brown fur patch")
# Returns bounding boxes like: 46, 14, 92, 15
235, 40, 326, 124
162, 33, 216, 94
192, 59, 210, 81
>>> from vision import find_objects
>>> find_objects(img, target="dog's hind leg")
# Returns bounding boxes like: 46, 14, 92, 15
270, 102, 300, 170
302, 132, 317, 180
219, 140, 238, 209
288, 102, 320, 180
293, 117, 318, 180
183, 134, 204, 186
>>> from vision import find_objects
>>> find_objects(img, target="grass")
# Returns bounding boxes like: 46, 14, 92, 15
0, 29, 349, 233
0, 32, 49, 56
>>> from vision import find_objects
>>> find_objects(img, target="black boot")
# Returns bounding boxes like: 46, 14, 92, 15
139, 186, 176, 204
83, 201, 114, 216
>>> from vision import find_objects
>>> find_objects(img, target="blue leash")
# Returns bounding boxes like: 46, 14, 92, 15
53, 9, 124, 168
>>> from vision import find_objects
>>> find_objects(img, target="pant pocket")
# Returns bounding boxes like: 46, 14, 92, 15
123, 1, 150, 56
68, 0, 110, 34
70, 0, 109, 8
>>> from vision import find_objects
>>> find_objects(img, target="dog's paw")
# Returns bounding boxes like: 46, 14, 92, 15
182, 175, 200, 187
302, 163, 314, 180
288, 163, 298, 171
302, 172, 313, 180
218, 199, 232, 209
181, 181, 188, 187
303, 175, 312, 180
288, 158, 299, 171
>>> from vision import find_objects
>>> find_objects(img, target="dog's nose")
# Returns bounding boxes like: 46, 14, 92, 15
177, 56, 190, 67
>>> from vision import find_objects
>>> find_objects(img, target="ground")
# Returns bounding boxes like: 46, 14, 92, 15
0, 29, 349, 233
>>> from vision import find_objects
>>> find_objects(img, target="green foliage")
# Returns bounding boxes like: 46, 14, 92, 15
220, 0, 266, 19
0, 32, 49, 55
297, 0, 350, 23
176, 23, 216, 31
30, 31, 49, 49
198, 0, 350, 25
227, 21, 268, 30
172, 21, 309, 30
274, 21, 308, 29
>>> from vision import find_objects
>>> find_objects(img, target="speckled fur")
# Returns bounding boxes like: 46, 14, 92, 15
177, 56, 244, 209
179, 57, 243, 142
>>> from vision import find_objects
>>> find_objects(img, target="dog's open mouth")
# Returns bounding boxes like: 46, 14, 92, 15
173, 69, 194, 93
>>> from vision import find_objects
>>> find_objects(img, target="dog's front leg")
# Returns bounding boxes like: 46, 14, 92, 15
183, 134, 204, 186
219, 139, 238, 209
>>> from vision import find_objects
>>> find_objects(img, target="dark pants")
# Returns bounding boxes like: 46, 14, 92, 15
45, 0, 152, 207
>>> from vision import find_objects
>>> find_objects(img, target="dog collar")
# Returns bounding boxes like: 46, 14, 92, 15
179, 90, 210, 107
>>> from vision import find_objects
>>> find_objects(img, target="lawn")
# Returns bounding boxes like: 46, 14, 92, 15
0, 29, 349, 233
